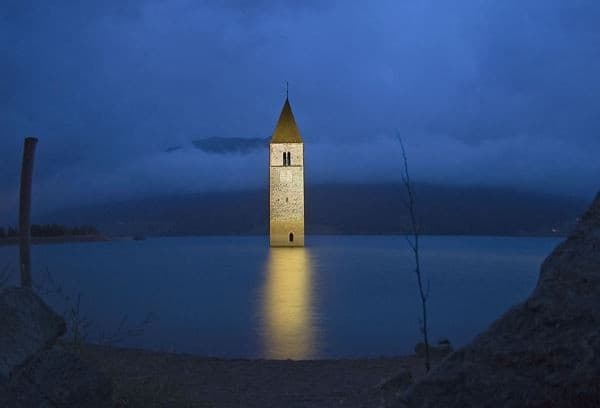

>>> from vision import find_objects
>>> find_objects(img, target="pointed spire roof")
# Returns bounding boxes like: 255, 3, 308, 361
270, 98, 303, 144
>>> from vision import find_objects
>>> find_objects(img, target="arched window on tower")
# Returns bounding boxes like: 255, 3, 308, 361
287, 152, 291, 166
282, 152, 287, 166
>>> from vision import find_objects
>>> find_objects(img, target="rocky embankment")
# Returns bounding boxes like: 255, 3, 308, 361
389, 193, 600, 407
0, 287, 112, 407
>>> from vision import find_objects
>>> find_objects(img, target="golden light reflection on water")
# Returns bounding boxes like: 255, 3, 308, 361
261, 247, 316, 359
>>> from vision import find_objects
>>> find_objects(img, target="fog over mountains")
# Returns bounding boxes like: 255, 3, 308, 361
3, 1, 600, 215
40, 183, 586, 237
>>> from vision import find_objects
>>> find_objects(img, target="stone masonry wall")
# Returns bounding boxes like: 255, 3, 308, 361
270, 143, 305, 246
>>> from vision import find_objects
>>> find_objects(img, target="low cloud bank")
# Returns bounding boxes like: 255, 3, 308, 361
0, 133, 597, 224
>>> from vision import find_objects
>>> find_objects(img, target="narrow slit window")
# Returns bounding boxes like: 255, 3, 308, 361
282, 152, 287, 166
289, 232, 294, 242
287, 152, 292, 166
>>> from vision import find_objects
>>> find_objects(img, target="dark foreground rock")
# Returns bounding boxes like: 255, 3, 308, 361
0, 287, 65, 381
391, 193, 600, 408
0, 287, 112, 407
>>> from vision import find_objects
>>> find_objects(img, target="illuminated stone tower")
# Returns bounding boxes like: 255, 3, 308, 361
269, 97, 305, 247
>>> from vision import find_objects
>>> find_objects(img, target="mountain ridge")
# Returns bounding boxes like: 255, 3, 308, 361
39, 183, 587, 237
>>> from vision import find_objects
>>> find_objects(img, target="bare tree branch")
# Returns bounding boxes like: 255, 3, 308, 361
397, 133, 431, 372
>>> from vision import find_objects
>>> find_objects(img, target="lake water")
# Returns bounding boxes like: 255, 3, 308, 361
0, 235, 560, 359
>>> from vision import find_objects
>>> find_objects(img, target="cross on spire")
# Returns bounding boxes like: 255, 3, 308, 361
286, 81, 289, 99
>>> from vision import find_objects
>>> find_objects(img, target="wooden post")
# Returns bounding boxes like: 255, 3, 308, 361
19, 137, 38, 288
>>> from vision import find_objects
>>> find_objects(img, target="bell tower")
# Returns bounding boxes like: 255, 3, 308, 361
269, 96, 305, 247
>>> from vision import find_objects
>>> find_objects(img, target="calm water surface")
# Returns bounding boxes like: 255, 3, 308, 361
0, 235, 560, 359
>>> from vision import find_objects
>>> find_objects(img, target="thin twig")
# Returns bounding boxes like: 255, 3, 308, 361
397, 134, 431, 372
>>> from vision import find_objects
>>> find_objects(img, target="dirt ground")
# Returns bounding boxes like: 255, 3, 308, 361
80, 344, 428, 407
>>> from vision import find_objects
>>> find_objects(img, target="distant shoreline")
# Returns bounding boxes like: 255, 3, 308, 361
0, 235, 110, 246
0, 232, 566, 247
127, 231, 568, 239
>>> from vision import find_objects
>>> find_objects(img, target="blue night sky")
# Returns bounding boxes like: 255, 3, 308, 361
1, 1, 599, 218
